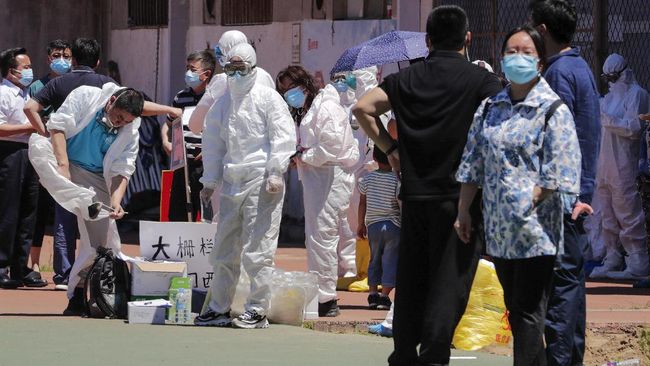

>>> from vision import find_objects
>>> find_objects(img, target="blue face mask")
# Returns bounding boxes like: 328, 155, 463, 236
345, 74, 357, 90
284, 86, 306, 109
332, 81, 348, 93
50, 58, 71, 75
501, 54, 539, 85
16, 68, 33, 87
185, 70, 203, 88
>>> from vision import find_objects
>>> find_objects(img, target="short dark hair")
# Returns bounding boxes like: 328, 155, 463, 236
0, 47, 27, 77
529, 0, 577, 45
276, 65, 321, 107
112, 88, 144, 117
47, 39, 71, 55
187, 50, 216, 81
426, 5, 469, 51
501, 26, 547, 71
373, 146, 389, 166
72, 38, 101, 67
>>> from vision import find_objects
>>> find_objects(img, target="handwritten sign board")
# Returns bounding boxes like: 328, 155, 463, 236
139, 221, 217, 289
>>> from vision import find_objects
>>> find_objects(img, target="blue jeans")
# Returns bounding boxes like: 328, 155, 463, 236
367, 221, 399, 287
53, 203, 77, 285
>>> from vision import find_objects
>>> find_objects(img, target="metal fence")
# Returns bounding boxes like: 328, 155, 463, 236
432, 0, 650, 93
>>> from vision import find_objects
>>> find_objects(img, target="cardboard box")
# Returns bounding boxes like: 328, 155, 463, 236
131, 261, 188, 297
128, 300, 168, 324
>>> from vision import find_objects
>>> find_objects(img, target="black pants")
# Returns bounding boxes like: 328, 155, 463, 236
169, 157, 203, 222
494, 255, 556, 366
0, 142, 39, 280
545, 215, 587, 366
388, 199, 481, 366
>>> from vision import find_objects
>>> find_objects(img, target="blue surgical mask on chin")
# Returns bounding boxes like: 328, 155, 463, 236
501, 54, 539, 85
284, 86, 307, 109
332, 81, 348, 93
185, 70, 202, 88
50, 58, 71, 75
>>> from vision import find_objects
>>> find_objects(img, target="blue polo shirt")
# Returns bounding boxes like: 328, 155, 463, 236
33, 66, 115, 112
544, 47, 601, 204
67, 109, 118, 173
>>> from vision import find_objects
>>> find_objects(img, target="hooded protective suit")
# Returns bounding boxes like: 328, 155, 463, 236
192, 30, 275, 134
591, 54, 650, 279
28, 83, 140, 299
200, 43, 296, 316
297, 83, 359, 303
336, 67, 388, 278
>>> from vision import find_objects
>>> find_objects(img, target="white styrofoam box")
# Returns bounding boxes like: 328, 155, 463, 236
127, 301, 167, 324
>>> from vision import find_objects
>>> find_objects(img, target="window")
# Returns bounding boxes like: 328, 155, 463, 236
333, 0, 390, 20
128, 0, 168, 27
222, 0, 273, 26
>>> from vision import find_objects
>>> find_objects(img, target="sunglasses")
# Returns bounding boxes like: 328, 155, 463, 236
223, 62, 255, 77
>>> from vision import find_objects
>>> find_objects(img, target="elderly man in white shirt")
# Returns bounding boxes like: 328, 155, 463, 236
0, 47, 47, 289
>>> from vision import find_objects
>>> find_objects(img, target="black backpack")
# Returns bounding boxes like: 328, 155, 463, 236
84, 247, 131, 319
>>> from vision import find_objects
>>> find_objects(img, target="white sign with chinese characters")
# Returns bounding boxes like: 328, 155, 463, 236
139, 221, 217, 289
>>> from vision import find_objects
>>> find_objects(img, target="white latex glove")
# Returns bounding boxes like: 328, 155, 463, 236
265, 175, 284, 194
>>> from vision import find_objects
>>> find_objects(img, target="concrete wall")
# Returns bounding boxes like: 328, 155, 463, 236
109, 18, 396, 103
0, 0, 111, 81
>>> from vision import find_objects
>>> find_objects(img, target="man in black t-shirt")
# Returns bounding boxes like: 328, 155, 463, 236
353, 6, 502, 365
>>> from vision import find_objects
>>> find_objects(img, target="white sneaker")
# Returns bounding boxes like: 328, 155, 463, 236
232, 310, 269, 329
54, 284, 68, 291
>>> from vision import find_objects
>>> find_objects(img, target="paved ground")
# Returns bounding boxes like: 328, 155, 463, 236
0, 317, 511, 366
1, 231, 649, 365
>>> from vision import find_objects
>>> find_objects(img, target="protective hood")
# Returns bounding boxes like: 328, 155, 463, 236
226, 43, 258, 99
352, 66, 378, 100
218, 30, 248, 55
604, 53, 637, 93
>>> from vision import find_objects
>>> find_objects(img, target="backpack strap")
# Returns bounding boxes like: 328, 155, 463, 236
542, 99, 564, 132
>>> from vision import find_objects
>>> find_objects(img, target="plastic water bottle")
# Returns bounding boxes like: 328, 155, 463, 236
175, 288, 187, 324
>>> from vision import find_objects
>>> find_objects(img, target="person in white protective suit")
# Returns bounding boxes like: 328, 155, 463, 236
331, 66, 390, 288
194, 43, 296, 329
277, 65, 359, 317
187, 30, 275, 135
590, 53, 650, 280
187, 30, 276, 222
28, 83, 182, 315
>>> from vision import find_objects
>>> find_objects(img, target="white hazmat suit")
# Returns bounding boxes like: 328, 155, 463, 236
591, 54, 650, 279
336, 67, 387, 278
28, 83, 139, 299
297, 83, 359, 303
200, 44, 296, 316
190, 30, 276, 223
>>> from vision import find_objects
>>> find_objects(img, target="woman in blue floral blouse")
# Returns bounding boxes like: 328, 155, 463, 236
454, 26, 581, 366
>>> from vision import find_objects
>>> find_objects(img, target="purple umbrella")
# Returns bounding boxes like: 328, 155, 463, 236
330, 30, 428, 75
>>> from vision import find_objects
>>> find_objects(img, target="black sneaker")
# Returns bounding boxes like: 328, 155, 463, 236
377, 295, 392, 310
318, 299, 340, 317
367, 293, 380, 310
63, 288, 86, 316
232, 310, 269, 329
194, 309, 232, 327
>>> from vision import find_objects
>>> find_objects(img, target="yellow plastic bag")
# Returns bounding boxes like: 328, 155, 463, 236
452, 259, 512, 351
